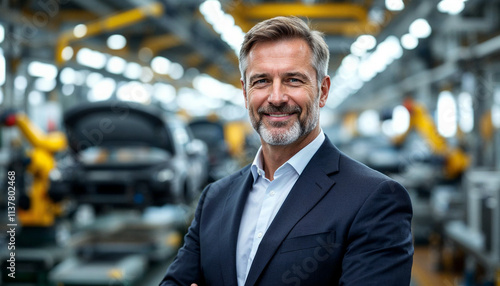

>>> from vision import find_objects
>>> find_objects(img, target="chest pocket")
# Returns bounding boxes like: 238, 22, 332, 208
280, 230, 336, 253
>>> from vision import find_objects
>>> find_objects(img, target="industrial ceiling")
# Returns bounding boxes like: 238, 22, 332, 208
0, 0, 396, 83
1, 0, 499, 113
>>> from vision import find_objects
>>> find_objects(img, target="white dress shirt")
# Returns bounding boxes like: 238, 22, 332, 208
236, 131, 325, 286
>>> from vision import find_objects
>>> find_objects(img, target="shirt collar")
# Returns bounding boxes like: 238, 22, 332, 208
250, 130, 325, 182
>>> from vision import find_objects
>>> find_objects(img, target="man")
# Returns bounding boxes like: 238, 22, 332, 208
160, 16, 413, 286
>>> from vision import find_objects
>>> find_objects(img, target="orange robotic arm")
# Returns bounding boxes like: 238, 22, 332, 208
2, 111, 67, 226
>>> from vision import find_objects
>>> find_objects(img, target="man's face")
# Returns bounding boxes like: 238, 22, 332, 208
242, 38, 329, 146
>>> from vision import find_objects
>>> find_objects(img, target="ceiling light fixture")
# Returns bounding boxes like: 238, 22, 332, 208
409, 18, 432, 38
385, 0, 405, 11
107, 34, 127, 50
199, 0, 245, 54
437, 0, 467, 15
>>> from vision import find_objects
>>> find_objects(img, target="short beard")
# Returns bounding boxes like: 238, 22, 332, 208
249, 96, 320, 146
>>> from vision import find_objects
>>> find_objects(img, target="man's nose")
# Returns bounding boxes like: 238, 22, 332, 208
268, 81, 288, 106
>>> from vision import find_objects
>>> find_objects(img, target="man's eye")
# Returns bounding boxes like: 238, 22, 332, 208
253, 79, 268, 85
288, 78, 302, 83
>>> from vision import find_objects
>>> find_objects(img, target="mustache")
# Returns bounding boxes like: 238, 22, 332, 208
257, 105, 302, 115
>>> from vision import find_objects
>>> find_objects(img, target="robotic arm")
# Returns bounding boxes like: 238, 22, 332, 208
394, 98, 469, 180
1, 111, 67, 227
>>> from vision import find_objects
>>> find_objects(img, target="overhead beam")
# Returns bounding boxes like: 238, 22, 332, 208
236, 3, 369, 22
314, 21, 380, 36
140, 34, 184, 55
227, 2, 379, 37
55, 2, 164, 64
71, 0, 115, 15
150, 12, 241, 86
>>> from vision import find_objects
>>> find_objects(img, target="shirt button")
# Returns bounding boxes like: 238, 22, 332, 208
257, 232, 263, 238
269, 191, 276, 197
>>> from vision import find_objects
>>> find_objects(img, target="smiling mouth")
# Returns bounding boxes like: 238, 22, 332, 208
267, 113, 293, 117
258, 105, 301, 122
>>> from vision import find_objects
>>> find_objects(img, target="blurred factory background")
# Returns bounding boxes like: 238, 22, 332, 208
0, 0, 499, 285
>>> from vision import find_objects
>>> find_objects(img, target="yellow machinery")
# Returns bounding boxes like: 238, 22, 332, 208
2, 111, 67, 227
394, 98, 470, 179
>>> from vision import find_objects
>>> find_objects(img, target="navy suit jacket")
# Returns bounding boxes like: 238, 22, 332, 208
160, 137, 413, 285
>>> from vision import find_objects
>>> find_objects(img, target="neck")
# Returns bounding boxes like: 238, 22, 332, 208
260, 128, 320, 181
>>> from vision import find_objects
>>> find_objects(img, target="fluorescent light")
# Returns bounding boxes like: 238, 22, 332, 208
107, 34, 127, 50
350, 35, 377, 57
437, 91, 457, 138
61, 46, 74, 61
358, 64, 377, 82
381, 120, 394, 137
0, 49, 5, 86
401, 34, 419, 50
124, 62, 142, 80
329, 34, 405, 109
193, 73, 240, 101
153, 83, 176, 104
379, 36, 403, 60
438, 0, 466, 15
73, 24, 87, 38
106, 56, 127, 74
86, 72, 103, 88
169, 63, 184, 80
458, 91, 474, 133
151, 56, 171, 75
0, 24, 5, 44
76, 48, 107, 69
88, 77, 116, 102
213, 14, 235, 34
492, 105, 500, 129
358, 110, 380, 136
446, 2, 465, 15
14, 76, 27, 90
356, 35, 377, 50
116, 81, 151, 103
385, 0, 404, 11
350, 45, 366, 57
60, 67, 76, 84
392, 105, 410, 135
200, 0, 244, 54
409, 18, 432, 39
341, 55, 360, 71
151, 56, 184, 79
28, 61, 58, 79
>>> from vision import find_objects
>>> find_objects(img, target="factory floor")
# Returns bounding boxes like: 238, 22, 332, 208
412, 246, 463, 286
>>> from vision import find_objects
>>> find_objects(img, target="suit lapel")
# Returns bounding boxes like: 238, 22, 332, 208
244, 138, 340, 286
218, 167, 253, 286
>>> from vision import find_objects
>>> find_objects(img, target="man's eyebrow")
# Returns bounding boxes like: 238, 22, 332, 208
282, 72, 310, 81
248, 73, 270, 84
248, 72, 310, 83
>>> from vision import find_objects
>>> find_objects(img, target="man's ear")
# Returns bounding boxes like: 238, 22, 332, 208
319, 76, 331, 108
241, 78, 248, 109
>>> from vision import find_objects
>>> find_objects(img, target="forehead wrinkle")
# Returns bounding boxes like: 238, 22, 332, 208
245, 38, 315, 84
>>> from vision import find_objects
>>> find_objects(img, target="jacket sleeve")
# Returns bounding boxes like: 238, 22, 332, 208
159, 184, 210, 286
339, 180, 414, 286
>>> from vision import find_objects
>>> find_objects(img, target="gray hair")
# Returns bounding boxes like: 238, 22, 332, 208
239, 16, 330, 88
